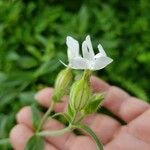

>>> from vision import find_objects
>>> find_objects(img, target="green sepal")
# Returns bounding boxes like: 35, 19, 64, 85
52, 68, 73, 103
31, 104, 41, 130
84, 94, 104, 114
24, 135, 44, 150
52, 90, 64, 103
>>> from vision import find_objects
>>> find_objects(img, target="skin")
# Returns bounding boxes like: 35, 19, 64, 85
10, 76, 150, 150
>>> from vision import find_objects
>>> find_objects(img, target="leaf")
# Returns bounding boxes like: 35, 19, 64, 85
25, 135, 44, 150
75, 124, 103, 150
31, 105, 41, 130
84, 94, 104, 114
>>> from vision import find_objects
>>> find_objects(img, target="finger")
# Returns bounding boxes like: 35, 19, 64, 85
10, 124, 58, 150
128, 109, 150, 144
17, 106, 76, 150
90, 76, 110, 92
91, 76, 150, 123
104, 126, 150, 150
70, 136, 97, 150
34, 87, 67, 112
82, 114, 121, 144
103, 87, 149, 123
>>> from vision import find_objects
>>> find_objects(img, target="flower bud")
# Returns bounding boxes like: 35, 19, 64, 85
52, 67, 73, 102
69, 70, 91, 111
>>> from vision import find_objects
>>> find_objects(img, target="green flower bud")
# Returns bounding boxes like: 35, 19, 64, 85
52, 67, 73, 102
69, 70, 91, 111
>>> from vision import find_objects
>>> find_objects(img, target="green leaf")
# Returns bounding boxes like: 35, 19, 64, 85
84, 94, 104, 114
31, 105, 41, 130
75, 124, 103, 150
25, 135, 44, 150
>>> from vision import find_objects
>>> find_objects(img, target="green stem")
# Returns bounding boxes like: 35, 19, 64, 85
74, 124, 104, 150
37, 125, 72, 137
37, 101, 54, 132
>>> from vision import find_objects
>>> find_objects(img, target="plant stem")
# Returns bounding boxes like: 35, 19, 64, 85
36, 125, 72, 137
37, 101, 54, 132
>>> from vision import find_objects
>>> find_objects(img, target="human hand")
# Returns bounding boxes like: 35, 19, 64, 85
10, 76, 150, 150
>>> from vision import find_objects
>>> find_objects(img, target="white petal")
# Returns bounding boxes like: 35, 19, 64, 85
83, 35, 95, 59
91, 56, 113, 70
94, 53, 104, 58
66, 36, 80, 60
69, 57, 88, 70
97, 44, 106, 56
82, 41, 95, 61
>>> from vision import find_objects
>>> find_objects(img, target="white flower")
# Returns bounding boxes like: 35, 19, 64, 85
65, 35, 113, 70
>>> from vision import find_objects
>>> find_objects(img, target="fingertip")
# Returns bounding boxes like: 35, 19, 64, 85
34, 87, 54, 108
17, 106, 32, 125
10, 124, 33, 150
90, 76, 110, 92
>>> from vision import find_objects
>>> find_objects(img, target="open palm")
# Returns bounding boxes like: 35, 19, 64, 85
10, 76, 150, 150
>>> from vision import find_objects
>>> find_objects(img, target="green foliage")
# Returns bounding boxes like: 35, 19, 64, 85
25, 135, 44, 150
0, 0, 149, 149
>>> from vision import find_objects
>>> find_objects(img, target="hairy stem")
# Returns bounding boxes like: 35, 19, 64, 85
36, 125, 72, 137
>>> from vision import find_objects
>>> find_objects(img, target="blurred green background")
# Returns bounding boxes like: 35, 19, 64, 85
0, 0, 149, 149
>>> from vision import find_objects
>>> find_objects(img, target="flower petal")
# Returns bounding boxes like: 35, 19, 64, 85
91, 56, 113, 70
82, 35, 95, 60
97, 44, 106, 56
66, 36, 80, 60
82, 41, 94, 61
69, 57, 88, 70
94, 52, 104, 59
